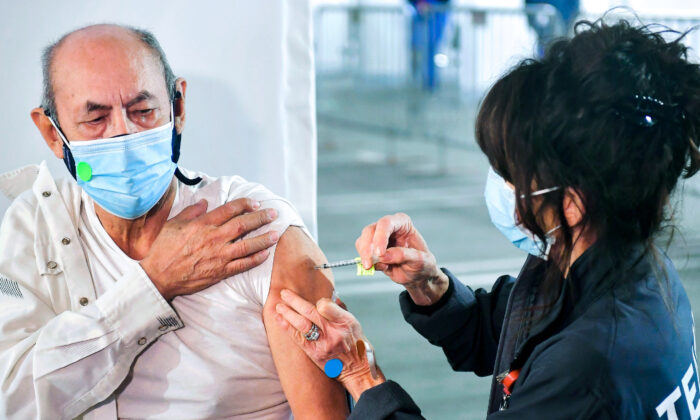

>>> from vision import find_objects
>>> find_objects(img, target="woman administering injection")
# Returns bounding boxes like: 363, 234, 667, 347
275, 20, 700, 419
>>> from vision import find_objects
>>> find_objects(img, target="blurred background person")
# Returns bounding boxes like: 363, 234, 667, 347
525, 0, 580, 56
409, 0, 451, 90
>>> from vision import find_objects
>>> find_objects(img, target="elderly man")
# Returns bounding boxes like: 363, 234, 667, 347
0, 24, 347, 419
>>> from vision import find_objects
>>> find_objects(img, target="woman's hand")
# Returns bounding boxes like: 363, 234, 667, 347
355, 213, 449, 305
274, 289, 386, 400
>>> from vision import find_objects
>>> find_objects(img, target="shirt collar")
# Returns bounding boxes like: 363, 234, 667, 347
566, 241, 647, 313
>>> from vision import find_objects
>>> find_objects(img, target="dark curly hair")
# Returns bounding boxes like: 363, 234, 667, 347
476, 19, 700, 302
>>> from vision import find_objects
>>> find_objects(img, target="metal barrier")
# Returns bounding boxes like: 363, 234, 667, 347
314, 3, 563, 89
313, 4, 700, 168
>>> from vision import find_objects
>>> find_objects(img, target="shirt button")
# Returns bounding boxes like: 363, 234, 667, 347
61, 237, 71, 245
46, 261, 58, 270
79, 297, 89, 306
42, 191, 51, 197
138, 337, 147, 345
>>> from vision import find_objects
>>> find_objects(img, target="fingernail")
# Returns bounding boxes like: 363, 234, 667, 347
252, 200, 261, 209
269, 231, 280, 242
268, 209, 278, 219
281, 289, 289, 298
275, 303, 282, 313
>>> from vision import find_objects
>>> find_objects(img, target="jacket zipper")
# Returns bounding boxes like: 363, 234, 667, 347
496, 369, 521, 410
487, 259, 535, 413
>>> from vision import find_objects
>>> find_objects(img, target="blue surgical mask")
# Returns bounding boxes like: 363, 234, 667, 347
48, 110, 177, 219
484, 167, 560, 259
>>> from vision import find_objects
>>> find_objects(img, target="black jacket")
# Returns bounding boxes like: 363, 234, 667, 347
349, 245, 697, 419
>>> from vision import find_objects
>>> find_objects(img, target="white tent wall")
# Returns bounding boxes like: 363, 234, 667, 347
0, 0, 318, 238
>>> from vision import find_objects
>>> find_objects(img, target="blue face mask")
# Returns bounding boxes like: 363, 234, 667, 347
484, 167, 560, 259
48, 110, 178, 219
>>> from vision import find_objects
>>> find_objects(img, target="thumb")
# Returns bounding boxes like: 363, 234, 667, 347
379, 246, 425, 267
317, 299, 353, 324
174, 199, 208, 221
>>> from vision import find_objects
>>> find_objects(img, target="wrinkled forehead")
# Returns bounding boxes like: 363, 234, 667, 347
50, 26, 168, 111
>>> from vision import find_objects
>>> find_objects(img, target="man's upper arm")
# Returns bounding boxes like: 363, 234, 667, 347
262, 226, 349, 419
267, 226, 334, 301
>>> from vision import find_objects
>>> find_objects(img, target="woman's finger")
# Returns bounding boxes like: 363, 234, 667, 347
280, 289, 323, 326
371, 213, 411, 259
274, 312, 299, 337
356, 223, 377, 269
379, 246, 425, 267
275, 302, 315, 335
274, 313, 328, 367
374, 262, 389, 272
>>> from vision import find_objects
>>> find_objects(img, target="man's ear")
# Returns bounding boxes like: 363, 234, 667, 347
563, 187, 585, 228
31, 107, 64, 159
174, 78, 187, 134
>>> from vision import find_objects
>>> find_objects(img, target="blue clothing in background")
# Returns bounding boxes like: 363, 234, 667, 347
409, 0, 450, 91
525, 0, 580, 24
525, 0, 580, 56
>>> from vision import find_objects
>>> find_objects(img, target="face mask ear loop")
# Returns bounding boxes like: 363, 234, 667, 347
169, 98, 202, 186
45, 111, 77, 180
44, 111, 70, 147
170, 101, 180, 164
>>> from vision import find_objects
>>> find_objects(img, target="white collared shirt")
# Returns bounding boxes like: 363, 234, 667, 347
0, 162, 305, 419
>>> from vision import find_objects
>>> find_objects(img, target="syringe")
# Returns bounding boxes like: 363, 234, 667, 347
314, 258, 360, 270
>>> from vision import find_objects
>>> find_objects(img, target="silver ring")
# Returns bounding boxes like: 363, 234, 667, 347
304, 323, 320, 341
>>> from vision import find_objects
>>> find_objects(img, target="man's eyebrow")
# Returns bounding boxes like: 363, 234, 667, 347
125, 91, 155, 108
85, 102, 111, 114
83, 91, 156, 114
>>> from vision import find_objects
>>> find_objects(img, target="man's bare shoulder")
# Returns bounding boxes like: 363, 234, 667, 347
268, 226, 333, 302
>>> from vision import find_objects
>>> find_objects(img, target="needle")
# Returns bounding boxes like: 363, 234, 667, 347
314, 258, 360, 270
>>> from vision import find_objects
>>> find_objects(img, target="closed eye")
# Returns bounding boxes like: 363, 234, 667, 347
86, 116, 105, 125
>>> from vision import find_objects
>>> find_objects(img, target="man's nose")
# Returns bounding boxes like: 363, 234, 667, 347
106, 109, 138, 138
